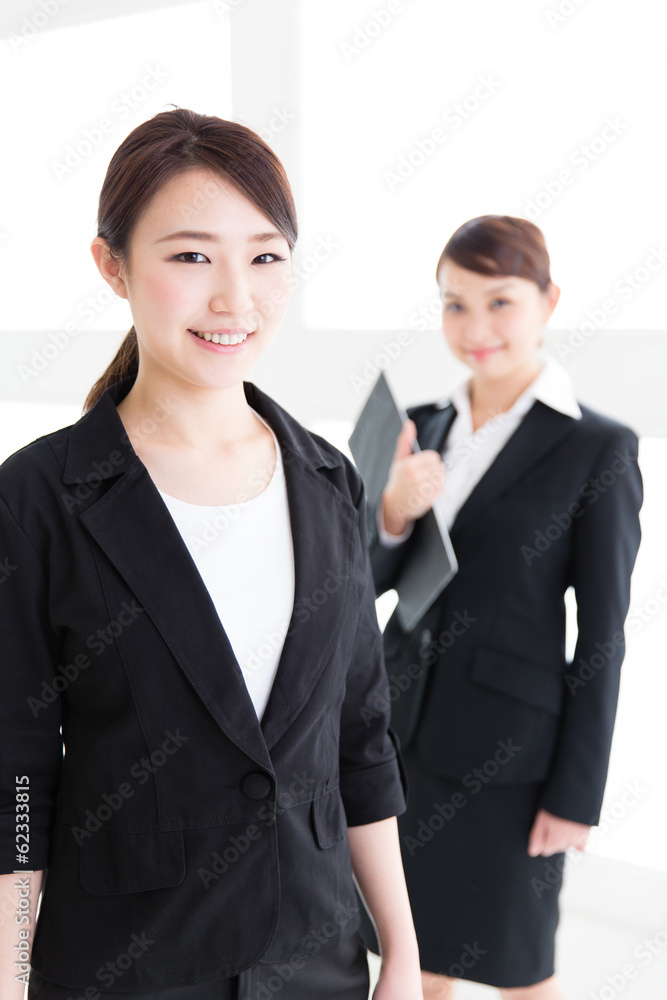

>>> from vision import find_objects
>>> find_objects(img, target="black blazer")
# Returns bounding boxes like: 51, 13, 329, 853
0, 375, 406, 991
367, 396, 643, 827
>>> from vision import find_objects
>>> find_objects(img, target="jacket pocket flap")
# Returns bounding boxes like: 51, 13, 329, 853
80, 829, 186, 895
312, 790, 346, 849
468, 644, 564, 716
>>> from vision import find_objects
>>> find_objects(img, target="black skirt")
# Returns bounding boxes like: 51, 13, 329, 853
28, 923, 370, 1000
360, 744, 564, 989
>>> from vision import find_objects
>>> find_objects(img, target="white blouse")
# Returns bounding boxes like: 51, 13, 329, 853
157, 408, 295, 720
378, 354, 582, 544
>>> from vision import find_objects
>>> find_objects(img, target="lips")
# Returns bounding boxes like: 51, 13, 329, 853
467, 346, 503, 359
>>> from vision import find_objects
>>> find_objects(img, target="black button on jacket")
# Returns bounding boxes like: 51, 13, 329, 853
0, 375, 406, 991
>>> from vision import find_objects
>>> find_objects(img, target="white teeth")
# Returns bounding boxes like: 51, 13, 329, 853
192, 330, 248, 345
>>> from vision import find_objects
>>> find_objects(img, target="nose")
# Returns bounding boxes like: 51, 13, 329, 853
460, 311, 493, 345
208, 265, 254, 322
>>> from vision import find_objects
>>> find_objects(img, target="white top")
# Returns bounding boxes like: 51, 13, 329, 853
157, 408, 295, 720
378, 354, 582, 545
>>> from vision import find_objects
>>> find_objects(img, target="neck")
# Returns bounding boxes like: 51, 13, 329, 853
468, 358, 543, 420
116, 366, 262, 453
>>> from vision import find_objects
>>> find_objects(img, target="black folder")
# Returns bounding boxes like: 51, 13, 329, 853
348, 372, 458, 633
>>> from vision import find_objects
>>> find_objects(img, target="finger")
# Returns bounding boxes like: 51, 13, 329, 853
419, 450, 447, 469
393, 419, 417, 461
527, 817, 546, 857
413, 454, 447, 490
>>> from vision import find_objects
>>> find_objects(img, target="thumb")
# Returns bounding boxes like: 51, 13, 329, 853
392, 419, 417, 461
527, 810, 548, 857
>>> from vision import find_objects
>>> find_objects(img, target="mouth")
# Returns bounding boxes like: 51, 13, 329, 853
189, 329, 250, 345
466, 346, 503, 359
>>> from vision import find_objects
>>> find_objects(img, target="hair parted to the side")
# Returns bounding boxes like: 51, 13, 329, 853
435, 215, 552, 292
83, 106, 298, 414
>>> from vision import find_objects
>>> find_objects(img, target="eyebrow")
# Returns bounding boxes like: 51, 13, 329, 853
443, 280, 515, 299
154, 230, 284, 245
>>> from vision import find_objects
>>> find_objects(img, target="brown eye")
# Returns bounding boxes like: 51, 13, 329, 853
170, 252, 208, 263
253, 253, 287, 264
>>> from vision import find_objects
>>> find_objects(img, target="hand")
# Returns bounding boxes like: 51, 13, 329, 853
372, 952, 424, 1000
527, 808, 591, 856
382, 419, 446, 535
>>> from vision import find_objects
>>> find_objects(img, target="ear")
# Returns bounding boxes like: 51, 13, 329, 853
542, 281, 560, 323
90, 237, 129, 300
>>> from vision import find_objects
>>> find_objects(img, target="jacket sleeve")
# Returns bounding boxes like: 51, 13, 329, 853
0, 494, 65, 874
367, 496, 414, 599
538, 428, 643, 826
366, 403, 421, 598
338, 470, 408, 826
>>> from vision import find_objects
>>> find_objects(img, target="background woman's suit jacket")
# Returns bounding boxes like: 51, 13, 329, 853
0, 375, 406, 992
367, 396, 643, 827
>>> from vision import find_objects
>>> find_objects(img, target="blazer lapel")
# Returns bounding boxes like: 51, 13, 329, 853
79, 456, 275, 771
64, 376, 356, 765
417, 403, 458, 453
445, 400, 578, 535
258, 456, 357, 749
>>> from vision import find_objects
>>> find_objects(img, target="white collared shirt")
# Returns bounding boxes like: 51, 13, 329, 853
377, 354, 582, 545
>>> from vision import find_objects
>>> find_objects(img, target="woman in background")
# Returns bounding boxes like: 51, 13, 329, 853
0, 108, 422, 1000
364, 216, 643, 998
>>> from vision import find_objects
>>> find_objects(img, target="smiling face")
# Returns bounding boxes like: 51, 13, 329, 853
437, 259, 559, 381
92, 167, 292, 393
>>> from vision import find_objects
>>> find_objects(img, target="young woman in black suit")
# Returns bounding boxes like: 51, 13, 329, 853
363, 216, 643, 998
0, 108, 422, 1000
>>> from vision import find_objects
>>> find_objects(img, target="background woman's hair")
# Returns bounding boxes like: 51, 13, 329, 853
435, 215, 551, 292
83, 106, 298, 413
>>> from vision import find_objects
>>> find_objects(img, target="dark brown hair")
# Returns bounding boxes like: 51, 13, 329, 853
83, 106, 298, 413
435, 215, 551, 292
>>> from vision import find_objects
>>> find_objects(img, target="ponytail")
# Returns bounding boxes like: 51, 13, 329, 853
82, 327, 139, 414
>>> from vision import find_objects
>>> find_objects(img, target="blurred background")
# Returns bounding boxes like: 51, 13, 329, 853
1, 1, 665, 996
